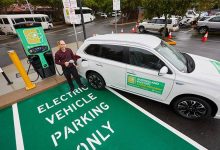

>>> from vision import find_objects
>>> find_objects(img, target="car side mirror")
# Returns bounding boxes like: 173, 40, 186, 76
158, 66, 168, 76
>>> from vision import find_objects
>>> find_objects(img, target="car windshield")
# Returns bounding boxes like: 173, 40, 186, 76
155, 41, 187, 72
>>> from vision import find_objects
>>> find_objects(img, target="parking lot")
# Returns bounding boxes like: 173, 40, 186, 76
0, 18, 220, 149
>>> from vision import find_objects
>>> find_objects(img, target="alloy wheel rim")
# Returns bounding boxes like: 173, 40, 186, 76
88, 75, 102, 89
177, 100, 207, 118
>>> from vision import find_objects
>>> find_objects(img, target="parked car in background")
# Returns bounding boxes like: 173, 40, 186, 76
196, 15, 220, 34
179, 16, 196, 27
0, 14, 53, 35
100, 13, 107, 19
138, 17, 179, 34
186, 9, 199, 18
77, 34, 220, 120
112, 11, 121, 17
215, 12, 220, 16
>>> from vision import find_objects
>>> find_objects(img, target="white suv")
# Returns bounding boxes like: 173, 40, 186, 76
196, 15, 220, 34
138, 17, 179, 33
77, 34, 220, 119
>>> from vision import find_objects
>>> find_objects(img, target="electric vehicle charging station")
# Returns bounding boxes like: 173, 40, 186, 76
14, 22, 56, 79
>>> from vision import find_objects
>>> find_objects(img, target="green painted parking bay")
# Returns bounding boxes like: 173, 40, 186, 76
0, 81, 206, 150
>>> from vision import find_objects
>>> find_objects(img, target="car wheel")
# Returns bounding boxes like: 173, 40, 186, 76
139, 26, 145, 33
87, 72, 105, 89
199, 27, 208, 34
172, 96, 212, 119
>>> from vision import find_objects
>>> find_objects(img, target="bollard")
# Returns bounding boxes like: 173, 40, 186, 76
8, 50, 36, 90
0, 67, 13, 85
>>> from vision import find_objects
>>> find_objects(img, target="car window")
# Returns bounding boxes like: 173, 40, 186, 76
34, 17, 42, 22
100, 45, 127, 63
25, 18, 34, 21
45, 17, 50, 22
14, 18, 25, 23
156, 19, 165, 24
2, 18, 9, 24
167, 19, 172, 24
129, 47, 165, 71
0, 19, 3, 24
199, 16, 210, 21
155, 41, 187, 73
84, 44, 101, 56
41, 17, 46, 22
209, 17, 220, 22
148, 19, 156, 23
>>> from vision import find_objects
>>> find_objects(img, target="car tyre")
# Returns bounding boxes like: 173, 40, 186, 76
138, 26, 145, 33
198, 26, 208, 34
172, 96, 212, 119
87, 72, 105, 89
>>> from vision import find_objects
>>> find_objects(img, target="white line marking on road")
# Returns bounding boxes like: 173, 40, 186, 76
68, 31, 83, 36
106, 87, 207, 150
12, 103, 24, 150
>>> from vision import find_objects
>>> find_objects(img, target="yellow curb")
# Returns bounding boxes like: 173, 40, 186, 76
164, 38, 177, 45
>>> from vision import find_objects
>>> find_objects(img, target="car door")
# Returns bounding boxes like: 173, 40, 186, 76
145, 19, 156, 30
208, 16, 220, 31
155, 19, 165, 31
126, 47, 175, 101
84, 44, 128, 90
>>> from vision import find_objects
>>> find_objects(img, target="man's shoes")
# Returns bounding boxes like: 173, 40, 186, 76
70, 87, 75, 92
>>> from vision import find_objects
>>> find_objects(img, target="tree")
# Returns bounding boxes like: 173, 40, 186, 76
121, 0, 142, 21
0, 0, 16, 13
142, 0, 192, 38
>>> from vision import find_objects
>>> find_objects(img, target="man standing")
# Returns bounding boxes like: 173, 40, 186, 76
55, 40, 86, 91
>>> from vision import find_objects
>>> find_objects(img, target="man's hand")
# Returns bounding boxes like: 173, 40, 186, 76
64, 62, 69, 67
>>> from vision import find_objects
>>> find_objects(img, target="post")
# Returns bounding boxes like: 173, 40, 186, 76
115, 10, 117, 33
78, 0, 86, 40
0, 67, 13, 85
73, 24, 79, 49
8, 50, 36, 90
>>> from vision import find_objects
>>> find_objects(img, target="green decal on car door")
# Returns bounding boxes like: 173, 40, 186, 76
127, 75, 165, 94
211, 61, 220, 74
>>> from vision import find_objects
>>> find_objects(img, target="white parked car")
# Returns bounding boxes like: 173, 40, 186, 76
196, 15, 220, 34
179, 16, 196, 27
100, 13, 107, 19
77, 34, 220, 120
138, 17, 179, 33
